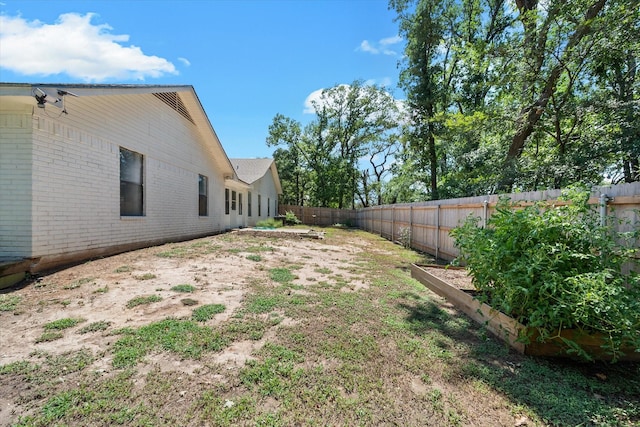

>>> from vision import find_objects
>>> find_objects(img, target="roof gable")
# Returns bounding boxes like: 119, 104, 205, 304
231, 158, 282, 194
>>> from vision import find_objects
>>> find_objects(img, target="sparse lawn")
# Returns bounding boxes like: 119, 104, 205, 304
1, 227, 638, 426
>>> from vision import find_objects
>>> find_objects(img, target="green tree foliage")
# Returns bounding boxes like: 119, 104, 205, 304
389, 0, 639, 199
267, 81, 400, 208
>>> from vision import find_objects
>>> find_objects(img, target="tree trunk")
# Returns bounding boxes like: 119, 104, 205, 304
498, 0, 608, 192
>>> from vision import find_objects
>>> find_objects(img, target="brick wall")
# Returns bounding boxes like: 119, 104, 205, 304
0, 111, 33, 258
1, 92, 228, 268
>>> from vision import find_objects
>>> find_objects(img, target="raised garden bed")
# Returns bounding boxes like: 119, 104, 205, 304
411, 263, 640, 362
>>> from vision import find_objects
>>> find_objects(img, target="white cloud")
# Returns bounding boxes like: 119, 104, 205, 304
357, 35, 402, 56
178, 57, 191, 67
0, 12, 177, 82
303, 87, 328, 114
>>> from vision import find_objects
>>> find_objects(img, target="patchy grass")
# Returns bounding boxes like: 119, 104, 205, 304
171, 284, 196, 293
181, 298, 199, 306
0, 294, 21, 312
192, 304, 226, 322
2, 228, 639, 427
269, 268, 295, 284
78, 321, 112, 334
44, 318, 85, 330
134, 273, 156, 281
114, 265, 134, 273
246, 254, 262, 262
63, 277, 94, 289
112, 319, 228, 367
125, 295, 162, 309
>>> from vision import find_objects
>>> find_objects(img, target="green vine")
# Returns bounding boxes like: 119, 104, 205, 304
451, 187, 640, 361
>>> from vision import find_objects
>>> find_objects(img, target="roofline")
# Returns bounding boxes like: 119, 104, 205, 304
0, 82, 236, 176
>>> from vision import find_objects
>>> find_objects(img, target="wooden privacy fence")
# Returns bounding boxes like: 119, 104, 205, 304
279, 205, 357, 227
356, 182, 640, 261
281, 182, 639, 261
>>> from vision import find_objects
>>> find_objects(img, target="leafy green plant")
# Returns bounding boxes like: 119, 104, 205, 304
285, 211, 302, 225
451, 187, 640, 361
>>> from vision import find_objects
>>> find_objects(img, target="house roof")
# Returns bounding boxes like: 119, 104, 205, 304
0, 83, 236, 178
230, 158, 283, 194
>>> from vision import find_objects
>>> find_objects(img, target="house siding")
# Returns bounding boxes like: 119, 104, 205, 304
0, 111, 33, 258
2, 91, 228, 270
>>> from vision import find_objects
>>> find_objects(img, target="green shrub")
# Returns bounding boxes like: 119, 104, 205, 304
285, 211, 302, 225
451, 187, 640, 361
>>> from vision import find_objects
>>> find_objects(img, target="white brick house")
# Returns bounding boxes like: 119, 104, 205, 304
0, 83, 280, 274
230, 158, 282, 227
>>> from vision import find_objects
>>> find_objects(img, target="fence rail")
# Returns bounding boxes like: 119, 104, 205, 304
281, 182, 640, 262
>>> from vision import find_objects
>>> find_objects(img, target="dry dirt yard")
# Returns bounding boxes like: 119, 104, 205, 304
1, 227, 638, 426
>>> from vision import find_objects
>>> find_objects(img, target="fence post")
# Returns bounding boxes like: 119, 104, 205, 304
599, 193, 610, 227
409, 205, 413, 249
391, 206, 395, 242
482, 200, 489, 228
435, 204, 440, 261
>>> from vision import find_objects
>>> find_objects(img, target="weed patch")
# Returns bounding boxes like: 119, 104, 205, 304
171, 284, 196, 293
0, 294, 21, 312
44, 318, 85, 330
125, 295, 162, 309
112, 318, 228, 367
192, 304, 225, 322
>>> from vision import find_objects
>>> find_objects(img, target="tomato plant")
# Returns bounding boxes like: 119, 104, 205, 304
451, 187, 640, 361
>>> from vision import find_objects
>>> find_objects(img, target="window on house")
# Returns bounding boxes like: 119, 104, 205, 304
231, 190, 237, 210
198, 175, 208, 216
258, 194, 262, 217
248, 191, 252, 217
120, 147, 144, 216
239, 193, 243, 215
225, 189, 229, 215
268, 198, 270, 216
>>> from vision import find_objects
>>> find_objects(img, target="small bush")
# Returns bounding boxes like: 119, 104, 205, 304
285, 211, 302, 225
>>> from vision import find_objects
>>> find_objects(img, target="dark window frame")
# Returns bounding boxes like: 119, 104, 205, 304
198, 174, 208, 216
119, 147, 144, 217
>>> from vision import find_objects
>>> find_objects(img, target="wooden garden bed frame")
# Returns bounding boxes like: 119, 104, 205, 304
411, 264, 640, 361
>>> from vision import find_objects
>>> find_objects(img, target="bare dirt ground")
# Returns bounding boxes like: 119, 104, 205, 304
1, 230, 366, 365
2, 228, 637, 426
0, 229, 375, 424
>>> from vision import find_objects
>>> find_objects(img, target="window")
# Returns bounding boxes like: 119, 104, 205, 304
231, 190, 237, 211
258, 194, 262, 217
268, 198, 271, 216
120, 147, 144, 216
239, 193, 243, 215
225, 189, 229, 215
248, 191, 252, 217
198, 175, 208, 216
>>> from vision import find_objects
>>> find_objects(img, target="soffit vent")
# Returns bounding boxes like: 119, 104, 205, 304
153, 92, 195, 124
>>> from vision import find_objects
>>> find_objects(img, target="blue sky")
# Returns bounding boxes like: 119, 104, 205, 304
0, 0, 405, 159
